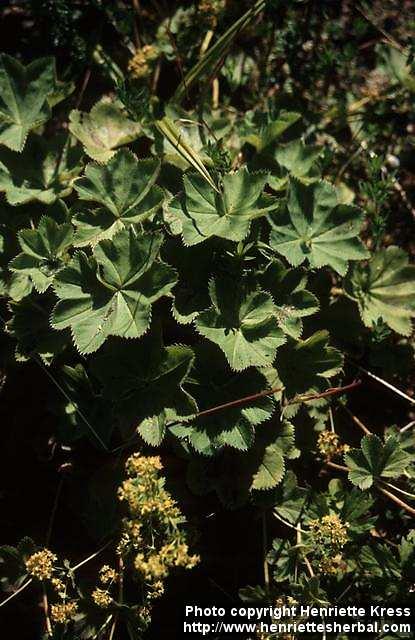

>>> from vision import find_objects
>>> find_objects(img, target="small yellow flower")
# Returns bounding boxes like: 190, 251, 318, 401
92, 588, 112, 608
317, 430, 348, 460
51, 601, 78, 624
198, 0, 226, 27
309, 514, 349, 549
51, 577, 65, 597
99, 565, 117, 585
128, 45, 159, 80
318, 553, 347, 575
25, 549, 57, 580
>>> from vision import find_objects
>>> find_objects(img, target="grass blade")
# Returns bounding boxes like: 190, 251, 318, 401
174, 0, 266, 102
155, 116, 219, 192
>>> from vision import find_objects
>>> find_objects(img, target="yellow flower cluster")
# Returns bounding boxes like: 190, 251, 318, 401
128, 45, 159, 79
117, 519, 142, 555
92, 588, 113, 608
118, 454, 181, 524
50, 601, 78, 624
317, 431, 350, 460
51, 577, 66, 598
118, 453, 199, 606
25, 549, 57, 580
309, 514, 349, 549
308, 514, 349, 575
99, 565, 117, 585
198, 0, 226, 28
134, 540, 199, 582
318, 553, 347, 575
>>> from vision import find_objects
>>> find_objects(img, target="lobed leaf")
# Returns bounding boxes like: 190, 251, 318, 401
195, 278, 286, 371
269, 178, 369, 275
345, 246, 415, 336
170, 169, 280, 246
51, 228, 177, 354
69, 100, 141, 163
0, 55, 56, 152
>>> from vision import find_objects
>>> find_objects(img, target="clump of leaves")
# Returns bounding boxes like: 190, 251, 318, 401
1, 1, 415, 634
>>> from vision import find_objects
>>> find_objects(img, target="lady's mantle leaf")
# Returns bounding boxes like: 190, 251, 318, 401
51, 228, 177, 354
7, 295, 70, 364
269, 179, 369, 275
92, 334, 196, 443
0, 55, 56, 152
69, 100, 141, 163
174, 343, 275, 455
169, 169, 280, 246
73, 149, 164, 245
345, 246, 415, 336
195, 279, 286, 371
251, 138, 322, 191
345, 434, 413, 490
276, 330, 343, 399
242, 111, 301, 152
258, 259, 319, 338
251, 444, 285, 490
9, 216, 74, 294
164, 239, 213, 324
0, 134, 83, 205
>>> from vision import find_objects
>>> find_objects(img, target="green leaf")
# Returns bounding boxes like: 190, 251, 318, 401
51, 229, 177, 354
69, 100, 142, 163
92, 333, 196, 442
275, 139, 322, 179
0, 134, 83, 205
164, 239, 213, 324
195, 278, 286, 371
251, 444, 285, 490
258, 259, 319, 338
7, 295, 69, 364
269, 179, 369, 275
345, 434, 412, 490
57, 364, 114, 447
345, 246, 415, 336
170, 169, 279, 246
10, 216, 74, 294
270, 139, 322, 190
251, 138, 322, 191
176, 343, 275, 455
73, 149, 164, 245
243, 112, 301, 152
271, 471, 308, 522
0, 55, 56, 152
276, 330, 343, 399
0, 542, 29, 592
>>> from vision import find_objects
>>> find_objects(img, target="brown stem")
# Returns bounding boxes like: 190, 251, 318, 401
131, 0, 142, 49
325, 461, 415, 518
42, 586, 52, 636
262, 513, 270, 590
376, 484, 415, 518
109, 556, 124, 640
167, 380, 361, 430
342, 406, 372, 435
189, 384, 284, 420
289, 379, 361, 405
303, 554, 315, 578
75, 67, 91, 110
46, 476, 64, 546
326, 461, 349, 472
